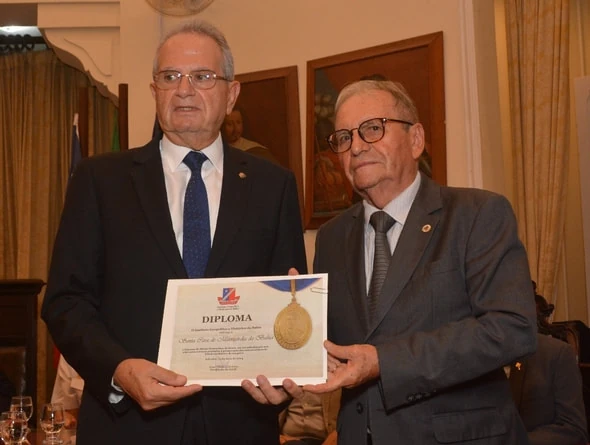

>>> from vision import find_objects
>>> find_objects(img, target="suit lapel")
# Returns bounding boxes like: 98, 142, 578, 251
206, 145, 249, 276
130, 140, 186, 278
368, 175, 443, 336
343, 204, 370, 332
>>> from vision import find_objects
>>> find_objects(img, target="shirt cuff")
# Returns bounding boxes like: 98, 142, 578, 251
108, 378, 125, 404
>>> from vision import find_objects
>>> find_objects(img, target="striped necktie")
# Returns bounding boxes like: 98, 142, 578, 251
368, 211, 395, 322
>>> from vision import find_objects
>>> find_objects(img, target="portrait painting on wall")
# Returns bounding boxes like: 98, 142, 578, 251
305, 32, 446, 229
224, 66, 304, 219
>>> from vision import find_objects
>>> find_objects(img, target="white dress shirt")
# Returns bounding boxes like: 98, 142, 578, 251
52, 355, 84, 410
160, 133, 224, 254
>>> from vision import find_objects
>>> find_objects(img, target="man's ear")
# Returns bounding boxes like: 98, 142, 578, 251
410, 123, 426, 160
226, 81, 241, 114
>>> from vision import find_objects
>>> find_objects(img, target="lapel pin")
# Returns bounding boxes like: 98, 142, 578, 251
421, 224, 432, 233
239, 172, 247, 179
515, 362, 521, 371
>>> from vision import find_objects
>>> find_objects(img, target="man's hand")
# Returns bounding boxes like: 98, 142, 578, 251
241, 376, 303, 405
113, 358, 202, 411
304, 340, 380, 393
63, 409, 78, 429
240, 268, 307, 405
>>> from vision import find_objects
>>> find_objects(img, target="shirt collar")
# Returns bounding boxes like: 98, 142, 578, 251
363, 171, 421, 227
160, 133, 224, 173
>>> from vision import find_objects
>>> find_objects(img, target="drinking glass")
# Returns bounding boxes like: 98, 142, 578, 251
0, 411, 28, 444
9, 397, 33, 424
39, 404, 65, 445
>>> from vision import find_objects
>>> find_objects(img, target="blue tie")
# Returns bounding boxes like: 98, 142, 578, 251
183, 151, 210, 278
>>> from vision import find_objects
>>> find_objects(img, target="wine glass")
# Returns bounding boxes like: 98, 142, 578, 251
39, 404, 65, 445
0, 411, 28, 444
9, 397, 33, 425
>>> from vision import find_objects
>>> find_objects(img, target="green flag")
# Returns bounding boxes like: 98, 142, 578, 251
111, 109, 120, 152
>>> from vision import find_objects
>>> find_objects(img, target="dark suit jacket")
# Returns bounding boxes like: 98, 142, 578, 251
313, 174, 537, 445
510, 333, 588, 445
41, 139, 307, 445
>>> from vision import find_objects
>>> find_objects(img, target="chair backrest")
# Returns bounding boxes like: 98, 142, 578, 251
552, 320, 590, 438
553, 320, 590, 363
0, 346, 26, 395
0, 279, 45, 426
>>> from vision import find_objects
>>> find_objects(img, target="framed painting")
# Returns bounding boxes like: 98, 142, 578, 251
305, 32, 445, 229
226, 66, 304, 218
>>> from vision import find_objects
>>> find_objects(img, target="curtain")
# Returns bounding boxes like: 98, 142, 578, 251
0, 49, 116, 406
505, 0, 570, 307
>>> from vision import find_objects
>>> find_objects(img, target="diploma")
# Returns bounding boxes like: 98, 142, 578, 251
157, 273, 328, 386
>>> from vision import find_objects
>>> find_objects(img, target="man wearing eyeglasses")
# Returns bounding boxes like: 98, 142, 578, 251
300, 80, 538, 444
42, 20, 306, 445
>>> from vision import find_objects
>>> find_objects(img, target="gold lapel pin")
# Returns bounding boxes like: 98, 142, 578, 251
421, 224, 432, 233
239, 172, 247, 179
515, 362, 521, 371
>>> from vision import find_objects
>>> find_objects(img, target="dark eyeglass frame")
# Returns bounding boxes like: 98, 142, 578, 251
326, 117, 414, 153
540, 309, 554, 318
152, 69, 230, 90
540, 304, 555, 318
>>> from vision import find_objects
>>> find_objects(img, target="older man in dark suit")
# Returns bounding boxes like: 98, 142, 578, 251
303, 79, 537, 444
509, 290, 588, 445
42, 20, 306, 445
510, 333, 588, 445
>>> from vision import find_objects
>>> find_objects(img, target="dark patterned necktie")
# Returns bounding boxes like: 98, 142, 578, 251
182, 151, 210, 278
368, 211, 395, 322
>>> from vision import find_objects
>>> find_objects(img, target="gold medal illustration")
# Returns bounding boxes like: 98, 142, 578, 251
274, 279, 312, 350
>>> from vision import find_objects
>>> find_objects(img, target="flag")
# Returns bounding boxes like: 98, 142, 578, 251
69, 113, 82, 177
111, 109, 120, 152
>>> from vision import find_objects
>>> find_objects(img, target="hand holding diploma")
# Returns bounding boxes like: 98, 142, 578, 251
303, 340, 380, 394
241, 376, 304, 405
239, 268, 308, 405
113, 358, 202, 411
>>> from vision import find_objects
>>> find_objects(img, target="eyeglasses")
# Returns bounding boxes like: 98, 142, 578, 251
539, 303, 555, 318
326, 117, 414, 153
152, 69, 230, 90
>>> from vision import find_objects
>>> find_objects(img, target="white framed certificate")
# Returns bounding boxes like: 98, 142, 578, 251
157, 273, 328, 386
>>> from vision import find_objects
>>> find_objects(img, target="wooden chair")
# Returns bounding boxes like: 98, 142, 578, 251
0, 279, 45, 425
553, 320, 590, 363
552, 320, 590, 438
0, 346, 26, 395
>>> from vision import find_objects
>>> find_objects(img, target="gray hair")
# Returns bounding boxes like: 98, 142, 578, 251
335, 80, 420, 124
153, 20, 235, 80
